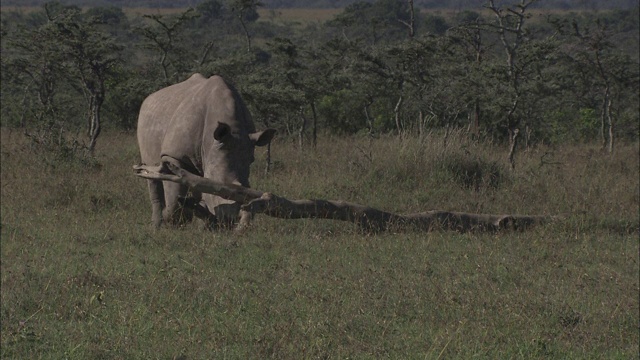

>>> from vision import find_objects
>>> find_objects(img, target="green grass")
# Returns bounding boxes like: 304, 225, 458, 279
1, 128, 638, 359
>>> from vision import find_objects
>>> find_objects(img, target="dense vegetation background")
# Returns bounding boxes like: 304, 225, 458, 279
2, 0, 638, 9
1, 0, 638, 162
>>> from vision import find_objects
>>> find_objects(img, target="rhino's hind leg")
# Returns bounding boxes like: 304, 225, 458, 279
147, 179, 165, 228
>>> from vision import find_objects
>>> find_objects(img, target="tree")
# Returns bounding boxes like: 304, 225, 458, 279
136, 8, 198, 84
245, 37, 336, 149
485, 0, 538, 169
569, 18, 638, 153
0, 2, 123, 154
315, 37, 399, 135
228, 0, 262, 52
2, 20, 66, 127
449, 13, 484, 138
329, 0, 415, 45
42, 4, 122, 154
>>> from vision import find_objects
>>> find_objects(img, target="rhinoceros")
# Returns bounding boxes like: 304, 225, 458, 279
137, 73, 275, 229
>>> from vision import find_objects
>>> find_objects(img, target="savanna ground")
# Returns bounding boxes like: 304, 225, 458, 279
1, 128, 638, 359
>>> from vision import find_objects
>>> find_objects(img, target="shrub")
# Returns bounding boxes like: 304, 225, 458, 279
23, 123, 101, 170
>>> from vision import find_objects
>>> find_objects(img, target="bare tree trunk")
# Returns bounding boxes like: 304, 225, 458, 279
606, 96, 614, 154
600, 92, 607, 150
160, 50, 169, 83
398, 0, 415, 38
472, 99, 480, 138
298, 109, 307, 150
394, 95, 404, 135
310, 102, 318, 149
508, 128, 520, 170
363, 103, 374, 161
87, 96, 102, 154
599, 87, 614, 153
199, 41, 215, 66
364, 103, 374, 134
472, 18, 482, 140
238, 15, 252, 53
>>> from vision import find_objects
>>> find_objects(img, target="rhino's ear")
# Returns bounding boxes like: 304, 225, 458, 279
250, 128, 276, 147
214, 122, 232, 142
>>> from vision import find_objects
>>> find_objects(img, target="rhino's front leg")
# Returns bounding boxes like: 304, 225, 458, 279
162, 182, 190, 225
147, 179, 165, 228
160, 156, 191, 226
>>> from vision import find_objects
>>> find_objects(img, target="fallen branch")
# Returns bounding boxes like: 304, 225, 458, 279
134, 163, 548, 232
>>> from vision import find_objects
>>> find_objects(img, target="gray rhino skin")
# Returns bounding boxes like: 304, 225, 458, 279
137, 73, 275, 228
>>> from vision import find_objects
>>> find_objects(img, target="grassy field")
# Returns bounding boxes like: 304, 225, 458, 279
1, 128, 638, 359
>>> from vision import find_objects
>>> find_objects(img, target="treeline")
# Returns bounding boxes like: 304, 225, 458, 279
1, 0, 638, 163
2, 0, 638, 9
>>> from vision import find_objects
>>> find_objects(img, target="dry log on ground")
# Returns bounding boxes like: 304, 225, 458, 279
134, 163, 548, 232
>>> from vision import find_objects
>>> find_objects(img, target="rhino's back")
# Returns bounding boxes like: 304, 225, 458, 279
137, 74, 241, 169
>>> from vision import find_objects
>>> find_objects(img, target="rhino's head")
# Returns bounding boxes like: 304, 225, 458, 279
202, 122, 275, 226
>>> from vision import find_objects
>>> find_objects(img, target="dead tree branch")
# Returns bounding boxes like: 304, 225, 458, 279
134, 163, 548, 233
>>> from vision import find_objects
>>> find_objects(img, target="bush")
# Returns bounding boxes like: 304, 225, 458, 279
23, 123, 102, 170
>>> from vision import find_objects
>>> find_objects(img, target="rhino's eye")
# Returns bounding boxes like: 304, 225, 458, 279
216, 136, 239, 150
214, 122, 231, 141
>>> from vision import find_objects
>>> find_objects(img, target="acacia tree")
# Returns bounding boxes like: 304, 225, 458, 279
0, 2, 82, 129
319, 37, 401, 135
2, 20, 65, 128
485, 0, 538, 169
137, 8, 198, 84
2, 2, 122, 154
47, 6, 122, 153
314, 38, 383, 135
295, 41, 344, 148
248, 37, 336, 149
228, 0, 262, 53
569, 19, 637, 153
449, 12, 484, 137
329, 0, 415, 46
